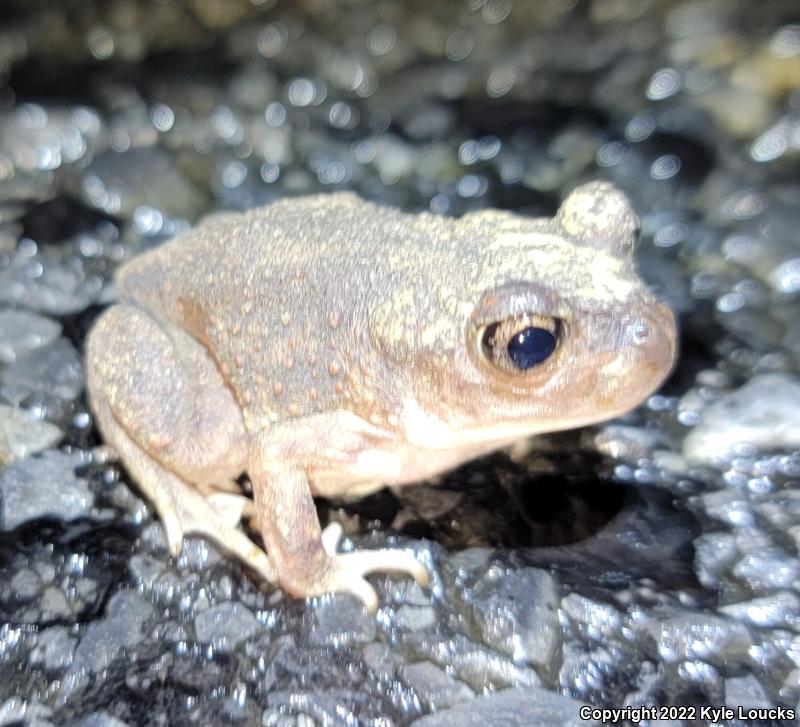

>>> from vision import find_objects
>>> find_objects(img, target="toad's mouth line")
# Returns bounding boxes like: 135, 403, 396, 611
400, 389, 666, 453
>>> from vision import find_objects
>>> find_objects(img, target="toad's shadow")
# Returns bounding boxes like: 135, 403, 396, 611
321, 433, 702, 594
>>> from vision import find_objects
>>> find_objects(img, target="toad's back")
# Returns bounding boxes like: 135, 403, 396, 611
115, 193, 458, 427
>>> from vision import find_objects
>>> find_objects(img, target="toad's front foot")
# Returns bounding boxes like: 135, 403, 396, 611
318, 522, 430, 612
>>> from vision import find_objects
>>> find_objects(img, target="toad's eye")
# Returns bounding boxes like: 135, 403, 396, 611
480, 316, 561, 372
507, 326, 557, 369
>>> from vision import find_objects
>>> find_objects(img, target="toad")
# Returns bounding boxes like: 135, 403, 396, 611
86, 182, 676, 610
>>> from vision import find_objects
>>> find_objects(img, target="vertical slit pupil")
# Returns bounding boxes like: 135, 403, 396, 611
507, 326, 556, 369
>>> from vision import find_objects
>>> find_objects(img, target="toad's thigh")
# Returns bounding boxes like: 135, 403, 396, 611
86, 303, 247, 484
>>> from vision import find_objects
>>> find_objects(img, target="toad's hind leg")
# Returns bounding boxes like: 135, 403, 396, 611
86, 304, 276, 584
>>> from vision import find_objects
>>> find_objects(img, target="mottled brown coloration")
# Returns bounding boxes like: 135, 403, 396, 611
86, 182, 676, 610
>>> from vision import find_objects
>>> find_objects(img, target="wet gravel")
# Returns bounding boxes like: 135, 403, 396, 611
1, 0, 799, 725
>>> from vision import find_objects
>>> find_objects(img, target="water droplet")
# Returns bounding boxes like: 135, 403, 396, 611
596, 140, 631, 167
87, 28, 114, 60
646, 68, 681, 100
650, 154, 681, 180
367, 24, 396, 56
445, 30, 474, 61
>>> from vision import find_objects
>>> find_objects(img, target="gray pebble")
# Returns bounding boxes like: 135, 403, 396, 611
694, 532, 739, 589
29, 626, 77, 671
0, 310, 61, 363
194, 601, 262, 651
733, 551, 800, 591
0, 404, 63, 467
0, 255, 93, 315
0, 449, 93, 530
404, 632, 541, 693
561, 593, 623, 637
307, 594, 376, 646
470, 567, 561, 671
39, 585, 72, 621
82, 148, 203, 219
128, 553, 166, 586
10, 567, 42, 599
0, 697, 54, 726
395, 604, 437, 632
72, 590, 154, 674
646, 612, 753, 666
362, 643, 405, 679
720, 592, 800, 629
400, 660, 475, 710
1, 337, 83, 405
725, 675, 774, 710
684, 374, 800, 463
177, 535, 224, 571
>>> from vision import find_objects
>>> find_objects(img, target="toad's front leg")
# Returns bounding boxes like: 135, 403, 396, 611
249, 420, 429, 612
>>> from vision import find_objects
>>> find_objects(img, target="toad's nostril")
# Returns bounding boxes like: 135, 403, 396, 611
628, 320, 652, 345
642, 302, 678, 371
628, 301, 676, 346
